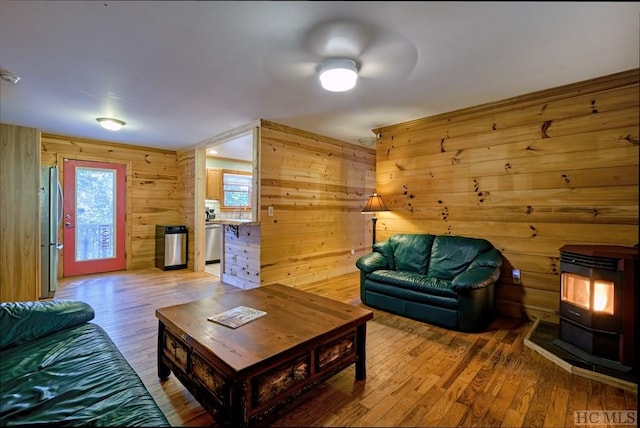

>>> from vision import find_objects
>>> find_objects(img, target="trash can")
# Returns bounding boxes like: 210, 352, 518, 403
155, 225, 188, 270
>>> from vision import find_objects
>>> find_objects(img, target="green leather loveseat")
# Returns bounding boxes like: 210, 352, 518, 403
356, 234, 503, 332
0, 300, 170, 426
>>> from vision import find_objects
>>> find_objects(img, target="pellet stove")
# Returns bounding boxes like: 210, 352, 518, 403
555, 245, 638, 373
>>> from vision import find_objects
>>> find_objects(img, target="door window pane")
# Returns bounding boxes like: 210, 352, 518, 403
75, 167, 116, 261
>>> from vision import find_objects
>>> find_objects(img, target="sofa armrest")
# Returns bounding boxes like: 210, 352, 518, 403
0, 300, 95, 350
451, 267, 500, 291
356, 252, 388, 274
468, 248, 503, 269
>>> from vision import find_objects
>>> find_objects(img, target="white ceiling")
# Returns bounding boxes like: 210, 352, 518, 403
1, 1, 639, 161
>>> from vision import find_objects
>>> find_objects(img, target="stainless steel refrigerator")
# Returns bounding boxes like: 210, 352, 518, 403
40, 165, 63, 299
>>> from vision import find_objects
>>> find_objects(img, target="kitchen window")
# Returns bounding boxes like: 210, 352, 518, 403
221, 171, 252, 210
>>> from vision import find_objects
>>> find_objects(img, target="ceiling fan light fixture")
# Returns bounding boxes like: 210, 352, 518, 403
318, 58, 358, 92
96, 117, 126, 131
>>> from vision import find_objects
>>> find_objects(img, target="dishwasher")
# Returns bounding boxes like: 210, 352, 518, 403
205, 223, 221, 264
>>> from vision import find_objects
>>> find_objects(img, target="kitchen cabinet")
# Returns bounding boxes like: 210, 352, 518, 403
206, 168, 221, 200
1, 124, 41, 302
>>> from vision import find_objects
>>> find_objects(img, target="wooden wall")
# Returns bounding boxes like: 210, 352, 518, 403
176, 148, 201, 271
258, 120, 377, 287
1, 124, 41, 301
372, 69, 639, 321
40, 134, 182, 271
222, 223, 261, 290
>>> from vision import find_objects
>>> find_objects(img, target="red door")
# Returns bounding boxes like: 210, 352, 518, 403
63, 159, 126, 276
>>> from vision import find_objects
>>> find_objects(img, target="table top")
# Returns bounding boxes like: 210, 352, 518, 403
156, 284, 373, 372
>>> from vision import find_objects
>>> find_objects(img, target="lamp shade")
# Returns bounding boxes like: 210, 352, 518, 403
361, 193, 389, 213
318, 58, 358, 92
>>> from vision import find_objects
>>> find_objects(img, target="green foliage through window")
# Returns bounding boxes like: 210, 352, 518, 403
222, 172, 252, 208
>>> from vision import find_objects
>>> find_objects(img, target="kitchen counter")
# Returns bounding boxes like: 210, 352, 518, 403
209, 219, 256, 237
208, 219, 256, 225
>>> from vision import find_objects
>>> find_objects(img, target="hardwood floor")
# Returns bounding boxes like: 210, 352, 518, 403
55, 269, 638, 427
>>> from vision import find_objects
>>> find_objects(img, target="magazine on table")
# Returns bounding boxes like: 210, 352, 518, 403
207, 305, 267, 328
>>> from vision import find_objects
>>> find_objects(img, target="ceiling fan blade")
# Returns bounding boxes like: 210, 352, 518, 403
303, 19, 375, 59
263, 47, 318, 82
358, 27, 419, 80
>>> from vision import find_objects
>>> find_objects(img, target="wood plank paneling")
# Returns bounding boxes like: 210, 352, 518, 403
176, 148, 199, 271
259, 121, 376, 288
40, 134, 182, 272
0, 124, 41, 301
372, 69, 639, 320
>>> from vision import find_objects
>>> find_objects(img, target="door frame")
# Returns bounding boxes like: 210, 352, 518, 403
55, 153, 133, 274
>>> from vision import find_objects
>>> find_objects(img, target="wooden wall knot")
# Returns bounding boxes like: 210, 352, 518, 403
623, 134, 639, 145
441, 206, 449, 221
541, 120, 552, 138
451, 150, 463, 165
477, 190, 489, 204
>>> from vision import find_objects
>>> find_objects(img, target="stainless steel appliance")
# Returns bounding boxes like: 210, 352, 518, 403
40, 165, 63, 299
205, 223, 221, 264
155, 225, 188, 270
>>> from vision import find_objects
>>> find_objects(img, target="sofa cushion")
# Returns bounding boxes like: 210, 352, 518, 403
367, 270, 457, 298
364, 282, 459, 310
0, 322, 169, 426
372, 240, 395, 270
427, 235, 493, 280
0, 300, 94, 350
389, 234, 434, 274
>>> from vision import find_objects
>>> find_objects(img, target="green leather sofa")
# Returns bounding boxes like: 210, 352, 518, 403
356, 234, 503, 332
0, 300, 169, 426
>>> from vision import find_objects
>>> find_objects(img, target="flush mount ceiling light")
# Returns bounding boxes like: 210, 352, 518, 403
96, 117, 126, 131
318, 58, 358, 92
0, 69, 20, 84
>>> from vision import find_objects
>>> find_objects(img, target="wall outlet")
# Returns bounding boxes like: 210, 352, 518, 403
267, 206, 274, 216
512, 269, 521, 284
350, 249, 355, 255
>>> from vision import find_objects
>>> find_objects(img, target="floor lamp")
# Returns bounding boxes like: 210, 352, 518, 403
361, 193, 389, 248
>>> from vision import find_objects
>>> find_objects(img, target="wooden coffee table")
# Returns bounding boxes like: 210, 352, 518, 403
156, 284, 373, 427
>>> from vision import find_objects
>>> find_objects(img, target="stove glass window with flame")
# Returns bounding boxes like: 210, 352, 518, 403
560, 273, 614, 315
